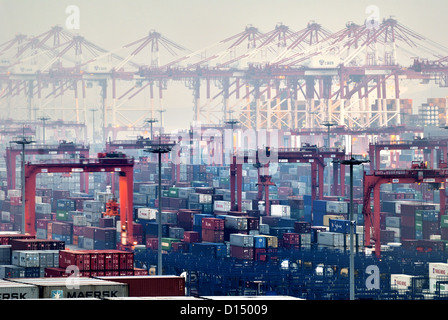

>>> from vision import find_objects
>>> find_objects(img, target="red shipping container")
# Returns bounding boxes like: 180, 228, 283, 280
146, 237, 158, 249
0, 234, 35, 245
171, 242, 189, 252
133, 268, 149, 276
72, 226, 85, 236
230, 245, 253, 260
45, 267, 68, 277
183, 231, 200, 243
202, 229, 224, 243
104, 251, 120, 270
97, 276, 185, 297
37, 219, 51, 229
283, 233, 300, 245
254, 248, 267, 261
202, 217, 224, 230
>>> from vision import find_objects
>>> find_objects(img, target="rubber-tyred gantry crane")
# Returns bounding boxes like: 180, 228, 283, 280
230, 145, 347, 215
368, 137, 448, 172
6, 140, 90, 191
362, 163, 448, 258
24, 152, 135, 248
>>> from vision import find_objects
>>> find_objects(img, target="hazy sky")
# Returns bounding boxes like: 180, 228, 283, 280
1, 0, 447, 132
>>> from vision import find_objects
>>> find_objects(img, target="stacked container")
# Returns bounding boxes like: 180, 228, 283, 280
229, 234, 254, 260
201, 217, 224, 243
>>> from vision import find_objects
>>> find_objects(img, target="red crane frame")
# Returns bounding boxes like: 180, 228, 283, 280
24, 156, 134, 247
368, 138, 448, 173
363, 168, 448, 257
6, 142, 90, 191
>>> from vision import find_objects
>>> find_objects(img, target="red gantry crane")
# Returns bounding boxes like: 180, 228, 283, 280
362, 162, 448, 258
24, 152, 135, 248
368, 137, 448, 173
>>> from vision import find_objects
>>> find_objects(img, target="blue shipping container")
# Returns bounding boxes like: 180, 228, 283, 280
329, 219, 355, 234
254, 235, 267, 248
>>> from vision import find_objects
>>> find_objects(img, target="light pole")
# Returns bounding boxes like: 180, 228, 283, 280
89, 108, 97, 145
144, 118, 158, 141
144, 142, 175, 275
11, 133, 35, 234
225, 112, 239, 165
339, 156, 369, 300
157, 109, 166, 134
38, 116, 50, 145
322, 121, 336, 149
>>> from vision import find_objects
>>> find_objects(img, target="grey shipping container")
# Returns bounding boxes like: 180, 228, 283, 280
0, 279, 39, 299
229, 234, 254, 247
8, 277, 128, 299
224, 216, 248, 230
0, 245, 11, 264
83, 200, 105, 212
0, 265, 25, 278
12, 251, 40, 268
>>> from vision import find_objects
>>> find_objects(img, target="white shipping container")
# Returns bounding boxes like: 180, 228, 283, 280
390, 274, 414, 291
199, 194, 212, 204
429, 262, 448, 279
73, 215, 87, 227
137, 208, 158, 220
9, 277, 128, 299
326, 201, 349, 214
429, 277, 448, 293
0, 279, 39, 299
1, 211, 10, 222
271, 205, 291, 217
214, 201, 231, 212
7, 189, 21, 198
317, 232, 345, 247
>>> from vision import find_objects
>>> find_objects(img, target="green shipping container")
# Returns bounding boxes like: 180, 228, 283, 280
161, 237, 182, 250
56, 210, 68, 221
441, 215, 448, 228
168, 187, 179, 198
162, 190, 169, 197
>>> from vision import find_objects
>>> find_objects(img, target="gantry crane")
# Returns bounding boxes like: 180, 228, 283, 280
230, 145, 347, 217
362, 164, 448, 258
24, 152, 135, 248
368, 137, 448, 173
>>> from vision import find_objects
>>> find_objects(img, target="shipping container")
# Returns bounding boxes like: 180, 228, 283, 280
390, 274, 415, 291
229, 234, 254, 247
0, 279, 38, 299
8, 277, 128, 299
95, 275, 185, 297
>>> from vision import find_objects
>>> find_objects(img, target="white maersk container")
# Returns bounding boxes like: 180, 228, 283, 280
0, 279, 39, 300
9, 277, 128, 299
390, 274, 414, 291
271, 205, 291, 217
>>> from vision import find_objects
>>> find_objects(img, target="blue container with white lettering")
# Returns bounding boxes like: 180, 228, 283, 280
329, 219, 355, 234
254, 235, 267, 248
